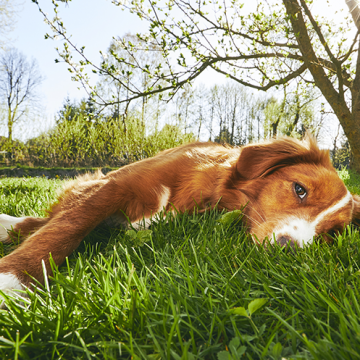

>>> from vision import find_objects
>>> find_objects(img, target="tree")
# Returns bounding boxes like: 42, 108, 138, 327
172, 84, 196, 134
34, 0, 360, 170
207, 83, 244, 145
331, 124, 352, 169
56, 96, 97, 124
0, 48, 43, 142
207, 82, 268, 145
96, 33, 167, 133
214, 126, 231, 144
263, 82, 322, 139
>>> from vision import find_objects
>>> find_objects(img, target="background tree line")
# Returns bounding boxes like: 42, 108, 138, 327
0, 0, 354, 169
0, 31, 350, 168
29, 0, 360, 171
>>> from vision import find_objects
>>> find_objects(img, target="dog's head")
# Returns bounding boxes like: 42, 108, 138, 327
234, 134, 359, 248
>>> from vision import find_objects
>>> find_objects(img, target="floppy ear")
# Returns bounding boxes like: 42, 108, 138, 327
236, 135, 333, 180
352, 195, 360, 226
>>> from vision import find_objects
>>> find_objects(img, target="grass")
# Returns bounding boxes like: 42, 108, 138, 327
0, 165, 117, 171
0, 167, 119, 180
0, 172, 359, 359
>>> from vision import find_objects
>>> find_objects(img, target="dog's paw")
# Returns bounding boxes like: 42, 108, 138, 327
0, 272, 24, 308
0, 214, 26, 242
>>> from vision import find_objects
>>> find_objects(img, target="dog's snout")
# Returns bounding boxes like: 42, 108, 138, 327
277, 235, 297, 249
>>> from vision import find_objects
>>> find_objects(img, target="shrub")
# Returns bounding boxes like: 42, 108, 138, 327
24, 113, 194, 167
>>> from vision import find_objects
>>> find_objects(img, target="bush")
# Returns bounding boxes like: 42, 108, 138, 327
19, 114, 194, 167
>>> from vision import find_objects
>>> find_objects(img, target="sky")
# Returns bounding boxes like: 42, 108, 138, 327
4, 0, 352, 143
10, 0, 149, 135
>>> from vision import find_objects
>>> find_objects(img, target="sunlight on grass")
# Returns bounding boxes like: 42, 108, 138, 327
338, 168, 360, 195
0, 171, 359, 359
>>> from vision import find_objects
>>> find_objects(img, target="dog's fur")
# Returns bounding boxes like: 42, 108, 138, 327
0, 135, 359, 300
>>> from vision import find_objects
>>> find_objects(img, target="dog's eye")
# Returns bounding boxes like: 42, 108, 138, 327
294, 183, 307, 199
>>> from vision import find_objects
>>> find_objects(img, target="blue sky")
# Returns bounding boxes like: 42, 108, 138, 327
7, 0, 350, 144
12, 0, 148, 119
9, 0, 228, 140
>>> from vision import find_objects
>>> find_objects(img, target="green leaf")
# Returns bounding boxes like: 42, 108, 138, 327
125, 229, 137, 239
248, 298, 267, 315
230, 307, 248, 317
218, 210, 242, 226
234, 346, 246, 358
218, 338, 246, 360
217, 351, 233, 360
137, 229, 152, 240
258, 323, 266, 336
241, 334, 257, 342
228, 337, 240, 350
229, 338, 246, 359
272, 342, 282, 359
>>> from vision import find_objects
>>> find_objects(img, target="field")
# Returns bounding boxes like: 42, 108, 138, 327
0, 172, 360, 359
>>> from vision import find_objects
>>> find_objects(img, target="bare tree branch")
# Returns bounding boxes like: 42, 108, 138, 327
0, 48, 43, 142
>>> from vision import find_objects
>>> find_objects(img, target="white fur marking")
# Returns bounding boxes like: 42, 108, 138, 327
312, 191, 352, 228
158, 185, 171, 212
273, 191, 352, 247
274, 218, 315, 248
131, 218, 152, 230
0, 272, 24, 308
0, 214, 27, 242
131, 186, 171, 229
0, 273, 23, 292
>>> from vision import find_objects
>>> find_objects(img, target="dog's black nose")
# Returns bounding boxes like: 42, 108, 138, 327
277, 235, 297, 250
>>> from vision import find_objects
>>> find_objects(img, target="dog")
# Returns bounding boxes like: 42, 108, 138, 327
0, 134, 358, 300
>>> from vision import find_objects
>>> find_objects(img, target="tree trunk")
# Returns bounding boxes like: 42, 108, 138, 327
7, 123, 12, 143
7, 107, 13, 143
272, 118, 280, 138
346, 0, 360, 29
290, 112, 300, 134
231, 105, 236, 145
198, 115, 202, 140
343, 115, 360, 172
283, 0, 360, 172
209, 106, 214, 141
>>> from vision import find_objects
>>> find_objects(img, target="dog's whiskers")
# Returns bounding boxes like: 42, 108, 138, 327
246, 204, 266, 223
242, 213, 262, 227
237, 188, 266, 223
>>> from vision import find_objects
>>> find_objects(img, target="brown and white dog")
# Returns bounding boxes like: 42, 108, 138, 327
0, 135, 359, 300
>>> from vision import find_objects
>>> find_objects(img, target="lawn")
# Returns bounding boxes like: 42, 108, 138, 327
0, 172, 359, 359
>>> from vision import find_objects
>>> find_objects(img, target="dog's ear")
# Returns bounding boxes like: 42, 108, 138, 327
352, 195, 360, 226
235, 135, 333, 180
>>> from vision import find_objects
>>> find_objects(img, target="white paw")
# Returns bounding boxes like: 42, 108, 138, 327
131, 218, 152, 230
0, 214, 27, 242
0, 272, 24, 308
